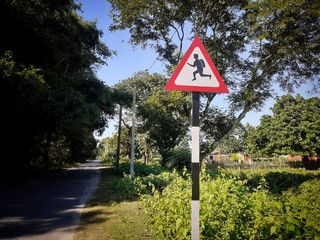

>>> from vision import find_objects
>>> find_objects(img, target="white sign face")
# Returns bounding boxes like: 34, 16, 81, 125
174, 47, 220, 88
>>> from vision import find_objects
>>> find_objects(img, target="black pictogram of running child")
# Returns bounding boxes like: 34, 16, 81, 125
187, 54, 211, 81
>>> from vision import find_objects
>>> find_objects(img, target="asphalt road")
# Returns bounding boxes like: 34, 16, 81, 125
0, 160, 102, 240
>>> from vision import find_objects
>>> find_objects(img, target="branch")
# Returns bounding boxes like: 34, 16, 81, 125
121, 119, 131, 130
201, 93, 216, 117
200, 101, 251, 159
216, 103, 251, 147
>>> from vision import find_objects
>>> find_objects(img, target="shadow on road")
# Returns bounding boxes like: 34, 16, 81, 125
0, 161, 101, 239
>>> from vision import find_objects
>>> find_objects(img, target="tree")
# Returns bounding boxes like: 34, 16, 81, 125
0, 1, 115, 171
97, 135, 118, 161
247, 0, 320, 91
139, 92, 189, 165
247, 94, 320, 157
215, 124, 248, 153
107, 0, 320, 159
111, 88, 132, 170
115, 71, 191, 165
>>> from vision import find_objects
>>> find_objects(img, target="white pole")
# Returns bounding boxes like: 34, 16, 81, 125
130, 91, 136, 177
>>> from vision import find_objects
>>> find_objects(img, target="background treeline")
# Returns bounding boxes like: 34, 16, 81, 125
97, 0, 319, 167
1, 0, 319, 175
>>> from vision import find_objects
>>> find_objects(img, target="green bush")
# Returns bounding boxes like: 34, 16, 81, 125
230, 153, 241, 162
109, 167, 183, 197
118, 161, 164, 176
166, 148, 191, 170
142, 171, 191, 239
141, 166, 320, 239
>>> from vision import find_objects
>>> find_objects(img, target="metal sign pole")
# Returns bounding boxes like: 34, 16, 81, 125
191, 92, 200, 240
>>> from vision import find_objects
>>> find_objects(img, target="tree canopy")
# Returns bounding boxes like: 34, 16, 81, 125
0, 0, 115, 171
115, 71, 190, 165
247, 94, 320, 157
247, 0, 320, 90
107, 0, 320, 158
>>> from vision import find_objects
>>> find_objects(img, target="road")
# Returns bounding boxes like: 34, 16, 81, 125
0, 160, 102, 240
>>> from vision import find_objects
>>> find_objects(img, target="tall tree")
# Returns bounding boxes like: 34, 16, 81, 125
116, 71, 191, 165
247, 94, 320, 157
0, 0, 115, 171
107, 0, 319, 158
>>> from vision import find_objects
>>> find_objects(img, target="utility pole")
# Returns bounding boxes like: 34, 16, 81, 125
130, 91, 136, 177
116, 104, 122, 171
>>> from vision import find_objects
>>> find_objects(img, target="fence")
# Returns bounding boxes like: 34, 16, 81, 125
206, 159, 318, 170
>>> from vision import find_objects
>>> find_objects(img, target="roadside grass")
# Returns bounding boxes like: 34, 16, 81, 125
73, 166, 153, 240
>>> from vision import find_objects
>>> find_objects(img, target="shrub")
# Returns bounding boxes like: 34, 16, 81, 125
142, 167, 320, 239
166, 148, 191, 170
117, 161, 165, 176
230, 153, 241, 162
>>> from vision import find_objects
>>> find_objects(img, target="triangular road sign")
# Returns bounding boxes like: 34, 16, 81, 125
164, 35, 229, 93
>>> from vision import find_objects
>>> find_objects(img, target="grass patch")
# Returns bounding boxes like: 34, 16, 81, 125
73, 167, 153, 240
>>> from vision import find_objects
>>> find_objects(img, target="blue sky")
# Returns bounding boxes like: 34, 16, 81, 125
77, 0, 165, 84
77, 0, 317, 140
77, 0, 167, 139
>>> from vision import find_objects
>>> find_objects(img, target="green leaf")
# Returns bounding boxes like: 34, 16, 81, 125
270, 226, 277, 235
287, 223, 295, 232
295, 228, 302, 238
176, 218, 182, 230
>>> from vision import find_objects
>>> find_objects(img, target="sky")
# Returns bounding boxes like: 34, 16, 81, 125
77, 0, 318, 141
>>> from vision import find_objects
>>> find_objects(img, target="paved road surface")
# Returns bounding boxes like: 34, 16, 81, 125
0, 160, 102, 240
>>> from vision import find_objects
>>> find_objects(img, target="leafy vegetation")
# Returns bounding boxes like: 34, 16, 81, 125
166, 148, 191, 170
70, 153, 320, 240
4, 0, 318, 175
107, 0, 320, 160
247, 0, 320, 90
90, 161, 320, 239
247, 94, 320, 157
74, 167, 153, 240
0, 0, 118, 173
113, 71, 191, 166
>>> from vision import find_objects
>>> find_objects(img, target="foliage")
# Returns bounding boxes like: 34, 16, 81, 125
0, 1, 116, 171
282, 179, 320, 239
109, 161, 178, 196
115, 71, 191, 166
118, 161, 165, 177
97, 136, 118, 162
247, 94, 320, 157
247, 0, 320, 91
142, 171, 191, 239
108, 0, 320, 160
0, 51, 50, 169
0, 0, 112, 70
228, 168, 318, 194
230, 153, 241, 162
141, 166, 320, 239
166, 148, 191, 170
215, 124, 248, 153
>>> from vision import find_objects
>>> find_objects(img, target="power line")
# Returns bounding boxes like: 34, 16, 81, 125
147, 30, 177, 71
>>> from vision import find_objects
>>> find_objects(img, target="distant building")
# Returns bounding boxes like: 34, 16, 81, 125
243, 152, 253, 164
209, 151, 229, 161
287, 154, 319, 161
209, 151, 252, 164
